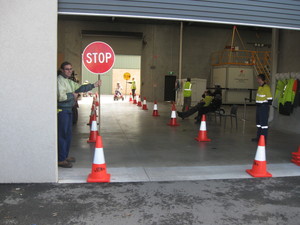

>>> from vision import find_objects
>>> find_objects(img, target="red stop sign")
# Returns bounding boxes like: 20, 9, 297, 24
82, 41, 115, 74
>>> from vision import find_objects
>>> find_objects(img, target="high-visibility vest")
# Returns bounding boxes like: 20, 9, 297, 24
203, 95, 213, 107
183, 81, 192, 97
131, 81, 136, 90
256, 83, 272, 104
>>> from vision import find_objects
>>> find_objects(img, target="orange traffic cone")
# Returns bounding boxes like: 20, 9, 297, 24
142, 97, 148, 110
291, 145, 300, 166
87, 135, 111, 183
133, 94, 137, 104
90, 105, 98, 116
246, 135, 272, 177
87, 119, 99, 143
152, 101, 160, 117
87, 113, 97, 126
137, 95, 142, 107
167, 103, 179, 126
95, 97, 100, 107
195, 114, 211, 142
129, 93, 132, 102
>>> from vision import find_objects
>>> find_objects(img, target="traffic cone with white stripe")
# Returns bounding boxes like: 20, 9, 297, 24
142, 97, 148, 110
129, 93, 132, 102
152, 101, 160, 117
195, 114, 211, 142
87, 119, 99, 143
167, 103, 179, 126
87, 135, 110, 183
291, 145, 300, 166
246, 135, 272, 177
87, 105, 98, 125
133, 94, 137, 104
137, 95, 142, 107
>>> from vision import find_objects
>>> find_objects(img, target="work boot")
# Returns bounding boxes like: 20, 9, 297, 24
177, 111, 185, 120
66, 157, 76, 163
58, 160, 73, 168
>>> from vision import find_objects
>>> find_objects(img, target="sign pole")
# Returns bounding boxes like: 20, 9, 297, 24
125, 82, 127, 100
98, 74, 101, 132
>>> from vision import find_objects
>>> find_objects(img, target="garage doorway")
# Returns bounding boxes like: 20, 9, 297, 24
82, 55, 141, 95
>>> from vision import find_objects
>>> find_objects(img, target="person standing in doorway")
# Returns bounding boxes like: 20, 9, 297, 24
182, 78, 192, 111
252, 74, 273, 143
57, 61, 102, 168
128, 77, 136, 99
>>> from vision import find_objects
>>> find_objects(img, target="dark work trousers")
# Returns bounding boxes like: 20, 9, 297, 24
58, 110, 73, 162
181, 102, 209, 119
256, 104, 270, 141
132, 89, 136, 99
182, 97, 191, 112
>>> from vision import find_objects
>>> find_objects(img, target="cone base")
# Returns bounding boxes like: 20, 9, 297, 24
142, 107, 148, 110
137, 103, 142, 107
87, 131, 99, 143
152, 110, 159, 116
87, 123, 99, 126
246, 169, 272, 178
291, 159, 300, 166
87, 173, 111, 183
195, 137, 211, 142
292, 152, 300, 156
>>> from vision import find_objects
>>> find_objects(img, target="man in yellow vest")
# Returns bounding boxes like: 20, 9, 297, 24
252, 74, 273, 143
127, 77, 136, 100
182, 78, 192, 111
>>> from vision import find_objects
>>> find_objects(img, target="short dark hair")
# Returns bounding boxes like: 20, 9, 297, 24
257, 74, 266, 81
60, 61, 72, 70
187, 78, 191, 82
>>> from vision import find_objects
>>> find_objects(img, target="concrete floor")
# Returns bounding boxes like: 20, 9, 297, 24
59, 96, 300, 183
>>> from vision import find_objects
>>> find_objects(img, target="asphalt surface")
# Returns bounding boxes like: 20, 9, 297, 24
1, 177, 300, 225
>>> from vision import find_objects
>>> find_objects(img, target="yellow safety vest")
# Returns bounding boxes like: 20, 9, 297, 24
203, 95, 213, 107
131, 81, 136, 90
183, 81, 192, 97
256, 83, 272, 104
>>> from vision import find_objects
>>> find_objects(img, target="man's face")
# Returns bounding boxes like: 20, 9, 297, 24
62, 64, 73, 78
257, 77, 264, 86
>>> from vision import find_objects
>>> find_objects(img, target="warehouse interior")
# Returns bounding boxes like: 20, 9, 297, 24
1, 0, 300, 183
57, 15, 300, 182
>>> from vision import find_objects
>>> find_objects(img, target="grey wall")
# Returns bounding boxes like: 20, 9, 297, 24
58, 18, 272, 101
0, 0, 58, 182
272, 30, 300, 134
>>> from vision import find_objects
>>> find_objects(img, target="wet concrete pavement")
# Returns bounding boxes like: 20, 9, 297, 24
1, 176, 300, 225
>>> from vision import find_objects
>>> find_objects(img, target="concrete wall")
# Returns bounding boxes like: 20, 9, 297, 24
272, 30, 300, 134
0, 0, 58, 182
58, 18, 272, 101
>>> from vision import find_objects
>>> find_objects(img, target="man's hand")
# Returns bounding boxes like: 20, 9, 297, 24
94, 80, 102, 87
73, 93, 79, 99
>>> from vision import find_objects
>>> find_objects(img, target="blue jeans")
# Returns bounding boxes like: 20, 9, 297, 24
58, 110, 73, 162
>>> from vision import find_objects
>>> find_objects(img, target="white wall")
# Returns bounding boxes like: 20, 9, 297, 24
0, 0, 58, 182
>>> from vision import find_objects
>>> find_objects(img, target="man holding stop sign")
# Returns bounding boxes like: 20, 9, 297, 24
57, 61, 102, 168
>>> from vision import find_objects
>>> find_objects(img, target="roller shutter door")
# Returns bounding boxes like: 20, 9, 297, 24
58, 0, 300, 30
